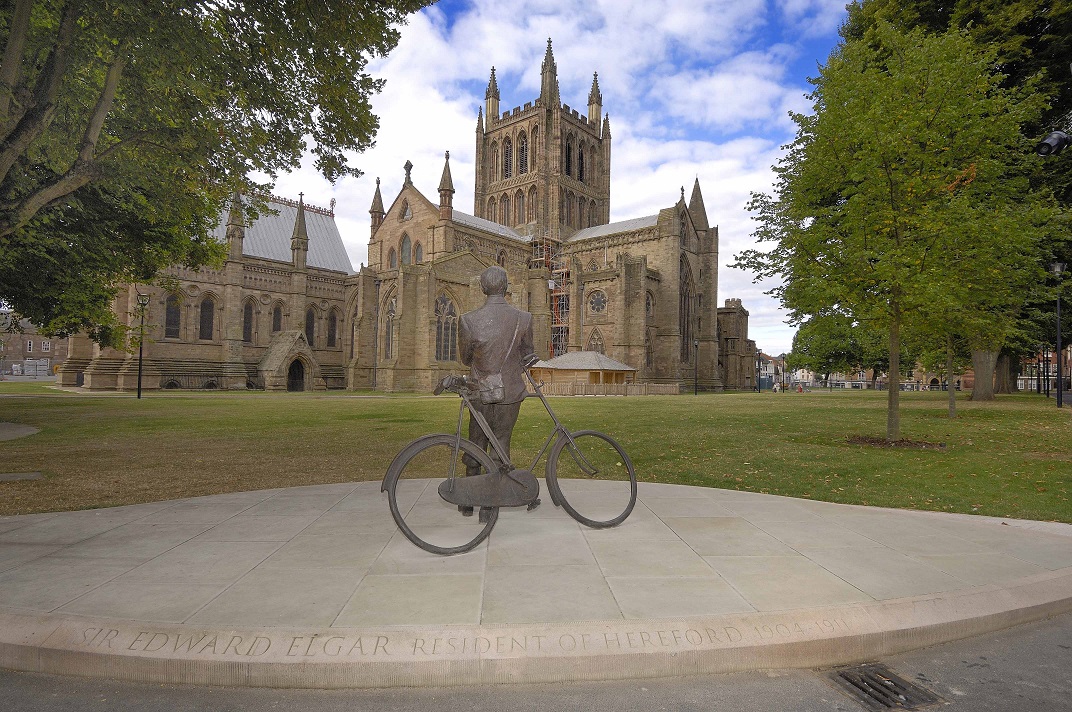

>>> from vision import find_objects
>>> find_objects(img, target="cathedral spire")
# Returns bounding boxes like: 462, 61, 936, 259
689, 177, 709, 231
476, 106, 484, 134
291, 193, 308, 269
587, 72, 602, 125
540, 38, 559, 105
602, 113, 611, 140
438, 151, 455, 220
485, 67, 500, 121
369, 177, 385, 236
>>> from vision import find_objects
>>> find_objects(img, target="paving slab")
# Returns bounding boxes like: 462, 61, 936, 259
0, 481, 1069, 688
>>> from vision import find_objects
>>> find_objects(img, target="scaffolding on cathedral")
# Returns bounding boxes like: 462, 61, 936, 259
530, 232, 571, 357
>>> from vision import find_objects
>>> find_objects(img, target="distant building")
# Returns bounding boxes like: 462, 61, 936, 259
0, 314, 68, 376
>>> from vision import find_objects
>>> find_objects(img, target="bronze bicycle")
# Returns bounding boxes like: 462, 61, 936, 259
381, 360, 637, 555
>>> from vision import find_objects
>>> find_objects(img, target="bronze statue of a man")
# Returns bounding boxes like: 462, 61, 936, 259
459, 266, 534, 480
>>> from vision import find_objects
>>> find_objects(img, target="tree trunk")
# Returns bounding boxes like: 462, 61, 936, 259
887, 305, 901, 442
946, 333, 956, 419
969, 350, 999, 401
994, 353, 1020, 394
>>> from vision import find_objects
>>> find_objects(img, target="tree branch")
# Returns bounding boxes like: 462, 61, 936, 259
79, 54, 126, 163
0, 0, 33, 124
0, 1, 80, 184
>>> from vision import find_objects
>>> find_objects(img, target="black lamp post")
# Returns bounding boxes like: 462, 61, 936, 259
1053, 262, 1066, 408
136, 292, 150, 399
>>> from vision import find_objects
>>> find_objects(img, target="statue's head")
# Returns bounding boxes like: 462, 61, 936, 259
480, 266, 508, 297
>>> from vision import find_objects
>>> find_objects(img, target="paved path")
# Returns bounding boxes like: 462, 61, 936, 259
0, 481, 1069, 687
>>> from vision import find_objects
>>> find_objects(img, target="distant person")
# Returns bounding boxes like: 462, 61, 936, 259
458, 266, 535, 483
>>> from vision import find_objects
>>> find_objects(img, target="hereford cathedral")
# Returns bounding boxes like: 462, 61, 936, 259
59, 41, 757, 393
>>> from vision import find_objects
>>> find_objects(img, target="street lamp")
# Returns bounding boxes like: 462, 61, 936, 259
1036, 130, 1071, 156
136, 291, 150, 399
1053, 262, 1066, 408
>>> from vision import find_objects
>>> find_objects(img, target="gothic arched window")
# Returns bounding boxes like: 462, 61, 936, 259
487, 197, 497, 222
589, 200, 597, 227
400, 234, 411, 265
502, 137, 513, 179
435, 295, 458, 361
518, 132, 528, 174
515, 189, 525, 224
497, 249, 507, 267
578, 196, 586, 228
242, 301, 254, 343
388, 247, 397, 269
680, 257, 694, 363
500, 194, 510, 225
586, 329, 605, 354
528, 186, 537, 221
414, 241, 423, 263
565, 141, 573, 177
165, 294, 181, 339
578, 145, 585, 182
198, 296, 215, 341
272, 304, 283, 332
305, 307, 316, 347
679, 212, 688, 247
327, 310, 338, 347
565, 191, 573, 226
384, 296, 396, 359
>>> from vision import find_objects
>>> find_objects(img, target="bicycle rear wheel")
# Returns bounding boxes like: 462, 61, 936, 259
546, 430, 637, 528
383, 434, 499, 555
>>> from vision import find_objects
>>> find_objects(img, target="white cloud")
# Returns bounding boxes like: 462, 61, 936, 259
267, 0, 844, 356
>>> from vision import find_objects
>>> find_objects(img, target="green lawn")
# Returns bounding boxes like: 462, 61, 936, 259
0, 384, 1068, 522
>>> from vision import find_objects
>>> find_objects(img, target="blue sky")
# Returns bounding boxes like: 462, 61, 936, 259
272, 0, 850, 355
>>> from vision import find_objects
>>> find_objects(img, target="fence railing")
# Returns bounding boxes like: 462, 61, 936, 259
528, 382, 681, 397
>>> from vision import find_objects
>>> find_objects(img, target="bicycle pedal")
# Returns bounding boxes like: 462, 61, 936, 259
478, 507, 493, 524
527, 498, 541, 511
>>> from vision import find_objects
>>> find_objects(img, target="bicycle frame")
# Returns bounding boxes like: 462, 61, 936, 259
443, 369, 598, 496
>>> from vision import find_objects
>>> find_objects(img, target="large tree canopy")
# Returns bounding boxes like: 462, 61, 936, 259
0, 0, 431, 344
736, 22, 1054, 440
842, 0, 1072, 389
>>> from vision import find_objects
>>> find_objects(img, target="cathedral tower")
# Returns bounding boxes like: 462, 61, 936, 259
473, 39, 611, 241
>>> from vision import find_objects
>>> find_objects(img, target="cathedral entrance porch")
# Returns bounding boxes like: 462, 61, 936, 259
287, 360, 305, 392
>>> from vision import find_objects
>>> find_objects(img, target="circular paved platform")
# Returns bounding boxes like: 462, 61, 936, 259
0, 481, 1070, 688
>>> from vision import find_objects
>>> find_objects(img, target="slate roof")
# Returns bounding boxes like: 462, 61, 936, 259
533, 351, 637, 371
452, 211, 531, 242
566, 215, 659, 243
211, 198, 355, 275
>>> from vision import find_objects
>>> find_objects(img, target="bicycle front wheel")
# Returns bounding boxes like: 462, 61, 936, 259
546, 430, 637, 528
384, 434, 499, 555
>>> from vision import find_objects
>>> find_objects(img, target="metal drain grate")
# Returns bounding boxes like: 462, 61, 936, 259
828, 663, 943, 710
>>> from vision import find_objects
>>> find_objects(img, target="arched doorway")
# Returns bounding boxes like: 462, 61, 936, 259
287, 359, 305, 392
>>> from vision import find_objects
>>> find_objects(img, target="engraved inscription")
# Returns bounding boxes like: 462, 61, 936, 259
73, 616, 854, 661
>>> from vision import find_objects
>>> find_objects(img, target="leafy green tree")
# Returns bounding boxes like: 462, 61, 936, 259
736, 22, 1052, 440
842, 0, 1072, 392
790, 312, 889, 387
0, 0, 431, 344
